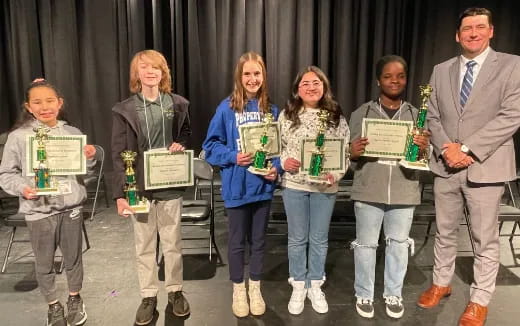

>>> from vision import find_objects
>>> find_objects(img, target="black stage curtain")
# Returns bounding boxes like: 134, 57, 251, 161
1, 0, 520, 169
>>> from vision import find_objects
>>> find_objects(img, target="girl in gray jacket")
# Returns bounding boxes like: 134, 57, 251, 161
349, 56, 430, 320
0, 79, 96, 326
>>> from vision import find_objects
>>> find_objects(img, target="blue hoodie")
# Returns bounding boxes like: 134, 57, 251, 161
203, 97, 282, 208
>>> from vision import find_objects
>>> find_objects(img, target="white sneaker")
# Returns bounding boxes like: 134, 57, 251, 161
306, 280, 328, 314
384, 295, 404, 319
232, 282, 249, 318
248, 280, 266, 316
288, 278, 307, 315
355, 297, 374, 318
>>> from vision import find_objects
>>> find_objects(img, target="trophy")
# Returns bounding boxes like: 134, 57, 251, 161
307, 110, 330, 183
121, 150, 150, 214
399, 85, 433, 171
33, 125, 59, 195
247, 112, 274, 175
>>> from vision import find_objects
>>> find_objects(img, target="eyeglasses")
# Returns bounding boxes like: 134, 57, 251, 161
299, 80, 322, 89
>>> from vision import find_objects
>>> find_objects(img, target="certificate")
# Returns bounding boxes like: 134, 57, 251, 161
361, 118, 413, 159
143, 149, 194, 190
239, 122, 281, 157
26, 135, 86, 176
299, 138, 346, 174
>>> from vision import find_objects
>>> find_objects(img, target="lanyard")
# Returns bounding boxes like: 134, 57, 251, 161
142, 93, 166, 150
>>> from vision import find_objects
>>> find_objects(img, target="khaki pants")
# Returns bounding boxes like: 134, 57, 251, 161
432, 171, 503, 306
133, 197, 183, 298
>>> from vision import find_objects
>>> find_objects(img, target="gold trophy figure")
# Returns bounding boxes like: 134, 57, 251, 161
307, 110, 330, 183
247, 112, 274, 175
121, 150, 150, 214
33, 125, 59, 195
399, 85, 432, 170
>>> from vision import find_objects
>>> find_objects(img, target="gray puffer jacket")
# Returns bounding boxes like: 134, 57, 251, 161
349, 100, 423, 205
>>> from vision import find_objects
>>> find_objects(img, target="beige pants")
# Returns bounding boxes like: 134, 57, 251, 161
133, 197, 183, 298
432, 171, 503, 306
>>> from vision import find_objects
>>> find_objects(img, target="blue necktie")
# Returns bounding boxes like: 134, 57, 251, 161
460, 60, 477, 107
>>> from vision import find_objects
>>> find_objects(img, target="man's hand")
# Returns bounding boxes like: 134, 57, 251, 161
116, 198, 135, 217
349, 137, 369, 159
283, 157, 301, 174
442, 142, 474, 168
263, 167, 278, 181
236, 152, 253, 166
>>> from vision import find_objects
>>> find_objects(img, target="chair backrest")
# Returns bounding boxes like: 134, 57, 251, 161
193, 158, 213, 181
0, 132, 8, 161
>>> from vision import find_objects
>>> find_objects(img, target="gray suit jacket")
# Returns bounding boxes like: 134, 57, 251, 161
427, 49, 520, 183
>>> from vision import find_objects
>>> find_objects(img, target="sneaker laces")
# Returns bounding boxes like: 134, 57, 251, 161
49, 303, 64, 320
310, 286, 326, 300
142, 297, 156, 308
384, 296, 403, 306
67, 296, 80, 311
357, 298, 373, 305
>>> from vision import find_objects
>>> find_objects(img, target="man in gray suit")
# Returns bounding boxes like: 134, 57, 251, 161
417, 7, 520, 326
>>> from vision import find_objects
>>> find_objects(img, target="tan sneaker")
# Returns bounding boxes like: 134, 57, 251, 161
232, 282, 249, 318
248, 280, 266, 316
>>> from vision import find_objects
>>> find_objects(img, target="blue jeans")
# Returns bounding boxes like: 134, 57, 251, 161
282, 188, 337, 285
352, 201, 414, 300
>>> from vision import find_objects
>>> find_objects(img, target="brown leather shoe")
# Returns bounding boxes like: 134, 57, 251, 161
417, 284, 452, 308
459, 302, 488, 326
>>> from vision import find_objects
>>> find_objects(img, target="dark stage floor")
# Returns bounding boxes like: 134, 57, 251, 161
1, 192, 520, 326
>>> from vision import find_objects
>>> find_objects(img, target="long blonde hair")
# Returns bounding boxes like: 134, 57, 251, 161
129, 50, 172, 94
230, 51, 270, 113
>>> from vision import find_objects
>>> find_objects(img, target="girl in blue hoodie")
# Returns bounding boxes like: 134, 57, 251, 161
203, 52, 281, 318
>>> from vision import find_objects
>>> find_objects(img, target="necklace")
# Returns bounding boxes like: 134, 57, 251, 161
378, 97, 402, 109
378, 98, 403, 120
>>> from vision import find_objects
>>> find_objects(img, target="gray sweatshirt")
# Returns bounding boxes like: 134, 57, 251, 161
0, 120, 95, 221
349, 101, 423, 205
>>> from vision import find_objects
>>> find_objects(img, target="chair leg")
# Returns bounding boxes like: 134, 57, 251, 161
425, 220, 433, 243
208, 232, 212, 262
2, 227, 17, 273
90, 192, 98, 222
82, 220, 91, 251
209, 213, 223, 264
510, 221, 519, 242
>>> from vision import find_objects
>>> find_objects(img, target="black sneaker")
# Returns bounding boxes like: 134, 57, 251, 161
66, 295, 87, 325
168, 291, 190, 317
135, 297, 157, 325
355, 297, 374, 318
47, 302, 66, 326
384, 295, 404, 319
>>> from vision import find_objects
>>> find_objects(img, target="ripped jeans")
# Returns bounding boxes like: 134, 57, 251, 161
351, 201, 414, 300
